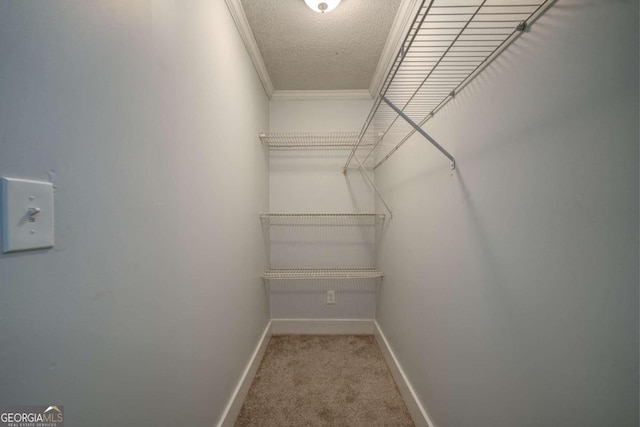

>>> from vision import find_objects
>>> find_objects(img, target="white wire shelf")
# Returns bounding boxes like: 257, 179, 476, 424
261, 269, 384, 280
260, 213, 385, 217
260, 213, 386, 227
260, 132, 382, 150
345, 0, 553, 170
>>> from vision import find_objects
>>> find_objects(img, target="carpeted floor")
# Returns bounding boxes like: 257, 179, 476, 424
235, 335, 415, 427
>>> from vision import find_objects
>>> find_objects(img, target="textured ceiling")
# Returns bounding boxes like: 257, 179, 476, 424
240, 0, 401, 91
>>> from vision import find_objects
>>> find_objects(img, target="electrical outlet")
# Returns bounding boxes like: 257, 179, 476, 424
327, 290, 336, 305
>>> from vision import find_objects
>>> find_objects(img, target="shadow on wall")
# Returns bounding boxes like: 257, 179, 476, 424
344, 168, 376, 215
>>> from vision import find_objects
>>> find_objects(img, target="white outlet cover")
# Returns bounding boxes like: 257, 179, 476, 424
1, 177, 54, 253
327, 290, 336, 304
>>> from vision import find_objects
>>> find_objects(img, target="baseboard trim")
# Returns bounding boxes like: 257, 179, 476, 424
217, 321, 273, 427
374, 321, 435, 427
271, 319, 375, 335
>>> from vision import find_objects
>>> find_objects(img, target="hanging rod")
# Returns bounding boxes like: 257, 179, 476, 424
344, 0, 553, 171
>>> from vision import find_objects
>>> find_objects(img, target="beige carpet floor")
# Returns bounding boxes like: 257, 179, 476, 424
235, 335, 415, 427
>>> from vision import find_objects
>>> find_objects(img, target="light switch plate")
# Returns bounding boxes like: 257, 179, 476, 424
1, 177, 54, 253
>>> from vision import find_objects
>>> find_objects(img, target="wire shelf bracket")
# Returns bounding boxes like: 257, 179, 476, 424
382, 95, 456, 170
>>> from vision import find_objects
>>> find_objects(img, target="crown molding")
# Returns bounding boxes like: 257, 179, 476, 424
369, 0, 422, 98
227, 0, 419, 101
225, 0, 274, 98
271, 90, 373, 101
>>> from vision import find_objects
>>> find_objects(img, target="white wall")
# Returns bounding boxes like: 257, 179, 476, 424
375, 1, 639, 426
268, 100, 379, 319
269, 99, 376, 212
0, 1, 269, 426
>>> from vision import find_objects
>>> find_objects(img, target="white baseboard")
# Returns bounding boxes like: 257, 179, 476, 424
271, 319, 375, 335
374, 321, 435, 427
217, 321, 273, 427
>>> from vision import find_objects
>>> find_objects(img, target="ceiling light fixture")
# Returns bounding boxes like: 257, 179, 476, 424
304, 0, 341, 13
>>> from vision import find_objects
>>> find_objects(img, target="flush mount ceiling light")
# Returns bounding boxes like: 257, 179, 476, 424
304, 0, 342, 13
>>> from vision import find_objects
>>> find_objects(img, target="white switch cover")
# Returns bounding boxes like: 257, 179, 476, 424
1, 177, 54, 253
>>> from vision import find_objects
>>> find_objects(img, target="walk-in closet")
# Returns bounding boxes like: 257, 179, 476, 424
0, 0, 638, 426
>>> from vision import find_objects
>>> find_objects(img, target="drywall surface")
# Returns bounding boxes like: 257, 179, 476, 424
270, 99, 374, 132
268, 100, 378, 319
0, 2, 269, 426
269, 100, 375, 211
374, 1, 639, 426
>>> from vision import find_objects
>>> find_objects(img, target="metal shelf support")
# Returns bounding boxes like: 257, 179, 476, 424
351, 152, 394, 219
382, 95, 456, 170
